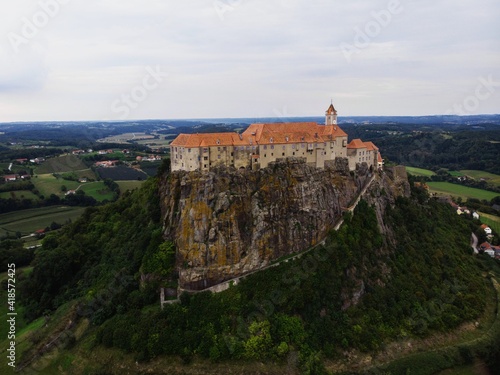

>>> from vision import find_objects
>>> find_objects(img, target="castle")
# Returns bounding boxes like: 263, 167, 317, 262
170, 103, 383, 172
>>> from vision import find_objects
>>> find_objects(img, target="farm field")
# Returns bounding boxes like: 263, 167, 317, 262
0, 190, 40, 201
36, 154, 88, 174
427, 182, 500, 201
116, 180, 145, 193
96, 166, 148, 180
79, 182, 115, 201
460, 170, 500, 187
0, 205, 86, 236
33, 174, 80, 198
404, 166, 436, 177
478, 212, 500, 235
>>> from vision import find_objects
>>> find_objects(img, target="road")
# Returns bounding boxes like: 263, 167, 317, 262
471, 232, 478, 254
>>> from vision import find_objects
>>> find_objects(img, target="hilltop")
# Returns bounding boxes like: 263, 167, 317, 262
3, 160, 498, 374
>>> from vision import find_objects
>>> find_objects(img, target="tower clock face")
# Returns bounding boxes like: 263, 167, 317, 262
333, 119, 337, 125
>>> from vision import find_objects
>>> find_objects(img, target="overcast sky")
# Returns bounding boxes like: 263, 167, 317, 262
1, 0, 499, 122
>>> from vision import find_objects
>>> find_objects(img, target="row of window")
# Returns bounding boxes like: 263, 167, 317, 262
175, 142, 342, 154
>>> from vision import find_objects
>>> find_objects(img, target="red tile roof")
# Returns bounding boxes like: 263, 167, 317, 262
347, 139, 366, 149
171, 122, 348, 147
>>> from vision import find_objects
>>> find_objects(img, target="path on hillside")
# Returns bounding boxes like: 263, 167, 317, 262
471, 232, 478, 254
173, 173, 377, 298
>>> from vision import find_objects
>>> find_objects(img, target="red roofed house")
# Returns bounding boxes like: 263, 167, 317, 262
170, 102, 382, 172
480, 224, 492, 235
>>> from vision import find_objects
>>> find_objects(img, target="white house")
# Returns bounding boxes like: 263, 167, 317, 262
481, 224, 492, 235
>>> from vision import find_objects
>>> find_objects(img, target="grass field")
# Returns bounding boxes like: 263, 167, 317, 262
404, 166, 436, 177
116, 180, 145, 193
427, 182, 500, 201
36, 154, 88, 174
0, 205, 86, 235
460, 170, 500, 187
448, 171, 464, 177
79, 182, 115, 201
0, 190, 40, 200
33, 173, 80, 198
478, 212, 500, 235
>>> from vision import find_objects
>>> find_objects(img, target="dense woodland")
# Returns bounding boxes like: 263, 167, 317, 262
14, 172, 500, 374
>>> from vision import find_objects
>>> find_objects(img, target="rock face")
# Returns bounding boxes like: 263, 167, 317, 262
160, 158, 375, 290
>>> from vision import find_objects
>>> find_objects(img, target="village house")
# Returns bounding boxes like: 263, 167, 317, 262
481, 224, 493, 235
95, 160, 118, 168
4, 174, 19, 182
170, 103, 382, 172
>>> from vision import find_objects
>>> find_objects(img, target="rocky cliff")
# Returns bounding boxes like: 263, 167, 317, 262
160, 158, 408, 290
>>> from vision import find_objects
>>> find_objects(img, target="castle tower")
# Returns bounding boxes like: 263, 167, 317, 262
325, 102, 337, 126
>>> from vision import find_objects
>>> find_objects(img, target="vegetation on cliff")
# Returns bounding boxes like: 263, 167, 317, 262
16, 172, 497, 374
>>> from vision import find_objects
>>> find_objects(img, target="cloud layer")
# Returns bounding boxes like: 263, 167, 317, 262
1, 0, 499, 121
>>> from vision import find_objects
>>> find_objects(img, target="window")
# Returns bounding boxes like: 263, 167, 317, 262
204, 156, 208, 160
264, 154, 267, 158
271, 153, 274, 156
292, 144, 296, 149
204, 164, 207, 168
223, 147, 226, 151
282, 145, 285, 150
218, 147, 221, 152
293, 152, 295, 155
264, 145, 267, 150
218, 155, 221, 159
301, 143, 305, 148
203, 148, 208, 153
231, 152, 234, 156
282, 153, 285, 156
188, 148, 191, 153
271, 145, 274, 149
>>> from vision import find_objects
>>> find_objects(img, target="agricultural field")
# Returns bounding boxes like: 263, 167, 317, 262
116, 180, 145, 193
33, 174, 81, 198
478, 212, 500, 235
460, 170, 500, 187
96, 166, 148, 181
447, 171, 464, 177
0, 190, 40, 201
97, 132, 155, 144
0, 205, 86, 236
427, 182, 500, 201
79, 182, 116, 201
404, 166, 436, 177
35, 154, 88, 174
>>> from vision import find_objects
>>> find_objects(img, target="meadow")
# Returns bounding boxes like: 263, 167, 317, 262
0, 190, 40, 201
79, 182, 115, 201
460, 170, 500, 187
33, 174, 81, 198
116, 180, 145, 193
35, 154, 88, 174
478, 212, 500, 235
0, 206, 86, 236
404, 166, 436, 177
427, 182, 500, 201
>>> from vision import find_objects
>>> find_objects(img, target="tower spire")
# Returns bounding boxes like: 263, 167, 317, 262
325, 101, 337, 126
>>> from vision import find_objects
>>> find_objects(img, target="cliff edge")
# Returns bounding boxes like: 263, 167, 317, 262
160, 158, 408, 290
